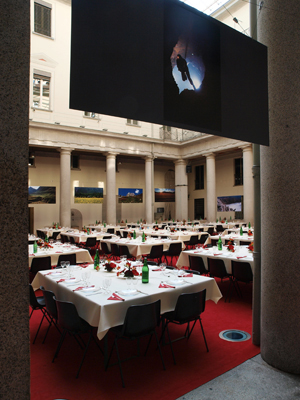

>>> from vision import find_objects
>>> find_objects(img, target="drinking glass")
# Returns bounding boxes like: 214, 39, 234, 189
159, 262, 167, 275
85, 270, 91, 286
60, 261, 66, 269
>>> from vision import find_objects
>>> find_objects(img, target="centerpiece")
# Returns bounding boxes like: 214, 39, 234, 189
248, 242, 254, 252
227, 239, 235, 252
104, 258, 117, 272
116, 261, 140, 277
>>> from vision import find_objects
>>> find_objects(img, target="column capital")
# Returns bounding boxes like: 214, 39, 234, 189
203, 152, 215, 159
239, 144, 253, 153
105, 152, 119, 160
174, 158, 187, 166
59, 147, 73, 155
144, 155, 154, 162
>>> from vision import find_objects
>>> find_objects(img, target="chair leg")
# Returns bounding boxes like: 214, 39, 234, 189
165, 324, 176, 365
144, 334, 153, 356
76, 330, 93, 379
154, 330, 166, 371
52, 329, 67, 362
33, 312, 46, 344
199, 319, 209, 352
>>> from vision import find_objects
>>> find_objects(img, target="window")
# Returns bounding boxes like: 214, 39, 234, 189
34, 1, 52, 37
33, 71, 51, 110
234, 158, 243, 186
195, 165, 204, 190
127, 119, 139, 125
84, 111, 96, 118
71, 155, 80, 169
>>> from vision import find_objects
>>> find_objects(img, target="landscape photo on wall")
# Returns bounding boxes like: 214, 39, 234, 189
155, 188, 175, 202
28, 186, 56, 204
118, 188, 143, 203
74, 187, 103, 203
217, 195, 242, 212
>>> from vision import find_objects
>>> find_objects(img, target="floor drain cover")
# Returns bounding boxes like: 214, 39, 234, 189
219, 330, 251, 342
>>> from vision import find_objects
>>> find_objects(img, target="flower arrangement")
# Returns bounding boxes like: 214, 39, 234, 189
42, 242, 53, 249
227, 239, 235, 252
154, 226, 159, 231
116, 261, 140, 277
248, 242, 254, 252
248, 230, 253, 236
127, 232, 131, 239
104, 258, 116, 272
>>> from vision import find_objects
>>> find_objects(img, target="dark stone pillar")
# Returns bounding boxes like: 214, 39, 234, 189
0, 1, 30, 398
259, 0, 300, 373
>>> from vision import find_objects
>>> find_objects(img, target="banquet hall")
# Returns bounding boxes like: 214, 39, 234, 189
1, 0, 300, 399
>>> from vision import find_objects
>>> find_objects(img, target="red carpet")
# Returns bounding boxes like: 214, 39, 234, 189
30, 278, 259, 400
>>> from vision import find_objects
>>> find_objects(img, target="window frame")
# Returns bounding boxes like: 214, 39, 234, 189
34, 0, 52, 38
195, 165, 204, 190
234, 158, 243, 186
32, 70, 51, 111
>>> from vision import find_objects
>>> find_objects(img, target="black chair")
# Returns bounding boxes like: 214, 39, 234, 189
163, 242, 182, 265
56, 254, 76, 268
147, 244, 163, 264
60, 234, 69, 244
146, 261, 158, 266
207, 227, 214, 235
207, 258, 237, 302
198, 234, 209, 245
229, 261, 253, 301
115, 230, 122, 237
185, 235, 198, 249
119, 245, 136, 260
53, 297, 103, 378
100, 241, 112, 258
111, 243, 120, 260
29, 284, 50, 344
82, 237, 98, 256
210, 237, 219, 246
240, 241, 251, 246
184, 269, 201, 275
69, 236, 77, 245
52, 231, 60, 241
107, 228, 115, 234
40, 286, 61, 343
37, 230, 46, 240
29, 256, 51, 283
161, 290, 208, 365
188, 256, 209, 275
216, 224, 224, 233
198, 227, 204, 232
105, 300, 165, 387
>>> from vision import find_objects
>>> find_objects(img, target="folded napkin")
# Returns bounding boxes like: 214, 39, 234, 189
152, 268, 163, 271
55, 251, 63, 254
45, 271, 60, 275
78, 263, 89, 268
214, 253, 222, 256
108, 293, 125, 301
236, 256, 247, 259
178, 273, 193, 277
159, 283, 175, 288
56, 278, 66, 283
29, 254, 35, 256
73, 285, 95, 291
193, 251, 202, 253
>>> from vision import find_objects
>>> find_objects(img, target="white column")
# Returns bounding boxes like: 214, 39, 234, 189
241, 145, 254, 225
205, 153, 216, 222
106, 152, 117, 225
174, 159, 188, 221
59, 148, 72, 228
144, 156, 154, 223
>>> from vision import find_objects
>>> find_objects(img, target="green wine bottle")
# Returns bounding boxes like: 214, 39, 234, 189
133, 230, 136, 239
33, 240, 38, 254
142, 231, 145, 242
94, 249, 99, 269
142, 257, 149, 283
217, 236, 223, 251
240, 226, 243, 236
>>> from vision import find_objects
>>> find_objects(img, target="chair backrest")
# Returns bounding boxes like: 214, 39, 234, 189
121, 300, 161, 338
199, 234, 209, 244
147, 261, 158, 266
40, 286, 58, 319
207, 227, 214, 235
119, 245, 132, 258
232, 261, 253, 283
54, 297, 83, 333
198, 227, 204, 232
37, 230, 46, 240
29, 284, 41, 309
208, 258, 228, 278
102, 236, 111, 240
168, 242, 182, 256
85, 237, 97, 247
173, 290, 206, 322
101, 241, 111, 255
30, 256, 52, 274
188, 256, 207, 275
115, 230, 122, 237
57, 253, 76, 267
111, 243, 120, 256
149, 244, 163, 258
185, 269, 201, 275
107, 228, 115, 234
189, 235, 198, 245
69, 236, 76, 244
60, 234, 69, 243
216, 224, 224, 232
239, 241, 250, 246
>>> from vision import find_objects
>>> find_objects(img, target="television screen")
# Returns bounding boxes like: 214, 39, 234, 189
217, 196, 242, 212
70, 0, 268, 145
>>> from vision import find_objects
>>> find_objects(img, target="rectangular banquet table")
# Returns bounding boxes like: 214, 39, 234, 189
177, 247, 254, 275
100, 237, 184, 258
28, 243, 93, 268
63, 231, 113, 243
32, 263, 222, 341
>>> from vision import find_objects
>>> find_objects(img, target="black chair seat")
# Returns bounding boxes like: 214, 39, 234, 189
188, 256, 208, 275
29, 256, 51, 283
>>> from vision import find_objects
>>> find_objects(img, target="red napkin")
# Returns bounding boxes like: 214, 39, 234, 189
55, 251, 63, 254
236, 256, 247, 259
152, 268, 163, 271
79, 263, 89, 268
214, 253, 222, 256
73, 285, 95, 291
159, 283, 175, 288
131, 269, 140, 276
56, 279, 66, 283
108, 293, 124, 301
178, 273, 193, 277
193, 251, 202, 253
46, 271, 61, 275
29, 254, 35, 256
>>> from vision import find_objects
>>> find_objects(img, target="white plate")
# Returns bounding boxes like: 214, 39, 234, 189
167, 279, 185, 286
117, 289, 138, 296
64, 278, 80, 284
81, 286, 101, 293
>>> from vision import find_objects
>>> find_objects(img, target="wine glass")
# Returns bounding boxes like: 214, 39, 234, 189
159, 262, 167, 275
85, 270, 91, 286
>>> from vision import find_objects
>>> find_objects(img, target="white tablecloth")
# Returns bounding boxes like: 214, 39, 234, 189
101, 237, 184, 258
32, 264, 222, 340
28, 243, 93, 267
177, 247, 254, 275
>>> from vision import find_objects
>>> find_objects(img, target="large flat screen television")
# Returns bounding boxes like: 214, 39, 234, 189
70, 0, 269, 145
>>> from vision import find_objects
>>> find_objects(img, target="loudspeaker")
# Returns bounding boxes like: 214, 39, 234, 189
186, 165, 192, 173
